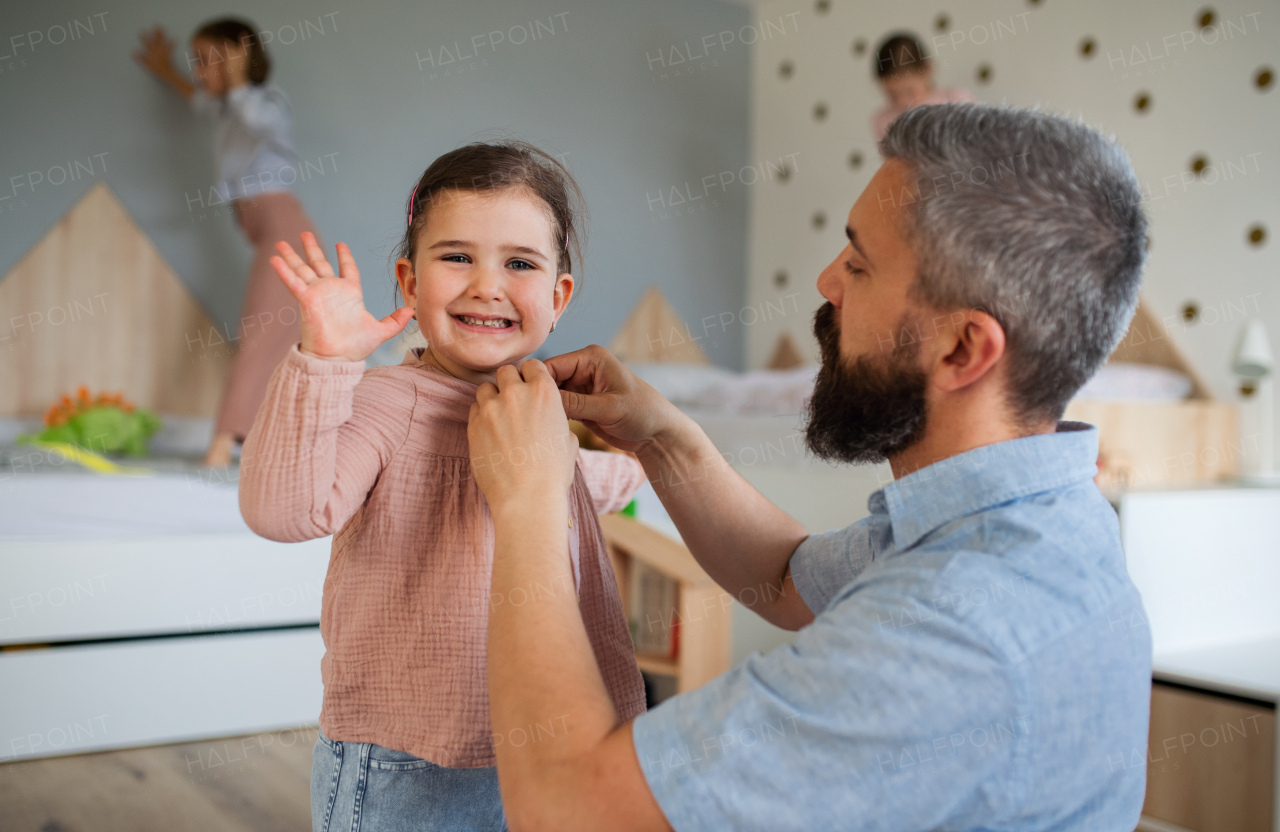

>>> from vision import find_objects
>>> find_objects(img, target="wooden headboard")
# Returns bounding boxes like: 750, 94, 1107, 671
0, 183, 229, 417
608, 287, 710, 365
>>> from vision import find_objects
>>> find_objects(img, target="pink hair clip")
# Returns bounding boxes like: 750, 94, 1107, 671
407, 183, 419, 225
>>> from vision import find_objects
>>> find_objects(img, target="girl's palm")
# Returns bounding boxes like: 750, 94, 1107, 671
270, 232, 414, 362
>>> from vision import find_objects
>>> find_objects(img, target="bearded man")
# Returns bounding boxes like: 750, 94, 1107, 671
466, 103, 1153, 832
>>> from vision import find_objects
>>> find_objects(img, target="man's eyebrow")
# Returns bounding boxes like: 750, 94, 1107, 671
426, 239, 548, 260
845, 226, 874, 269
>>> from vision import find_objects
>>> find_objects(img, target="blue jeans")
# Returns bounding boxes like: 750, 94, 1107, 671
311, 729, 507, 832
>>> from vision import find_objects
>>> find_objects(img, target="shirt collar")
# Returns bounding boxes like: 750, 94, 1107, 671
872, 421, 1100, 550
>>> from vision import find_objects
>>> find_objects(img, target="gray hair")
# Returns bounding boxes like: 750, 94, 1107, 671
878, 103, 1148, 423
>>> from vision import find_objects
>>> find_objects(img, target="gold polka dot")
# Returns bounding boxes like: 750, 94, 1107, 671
1134, 92, 1151, 113
779, 60, 794, 79
848, 151, 864, 170
1190, 155, 1209, 176
1247, 224, 1266, 246
1256, 67, 1274, 91
1181, 302, 1199, 323
813, 102, 828, 121
774, 270, 789, 288
812, 211, 827, 231
1198, 8, 1216, 28
815, 0, 831, 13
977, 64, 993, 83
852, 38, 867, 56
935, 14, 950, 32
1079, 37, 1096, 58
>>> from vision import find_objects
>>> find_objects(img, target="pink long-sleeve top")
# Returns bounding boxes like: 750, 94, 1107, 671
239, 345, 648, 767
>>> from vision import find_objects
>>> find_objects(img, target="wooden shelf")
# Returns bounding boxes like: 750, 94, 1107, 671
601, 513, 731, 694
634, 653, 679, 677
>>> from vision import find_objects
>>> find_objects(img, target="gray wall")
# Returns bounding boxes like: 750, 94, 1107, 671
0, 0, 750, 368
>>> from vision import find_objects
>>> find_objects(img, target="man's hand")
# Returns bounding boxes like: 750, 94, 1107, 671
544, 345, 687, 453
468, 361, 580, 514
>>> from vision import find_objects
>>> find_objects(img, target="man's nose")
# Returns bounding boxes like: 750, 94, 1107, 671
816, 260, 843, 307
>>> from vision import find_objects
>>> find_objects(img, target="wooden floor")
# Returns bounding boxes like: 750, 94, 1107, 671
0, 726, 317, 832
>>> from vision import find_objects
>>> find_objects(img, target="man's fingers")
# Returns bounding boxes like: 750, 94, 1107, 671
544, 349, 596, 387
492, 363, 524, 392
559, 387, 613, 425
475, 382, 499, 404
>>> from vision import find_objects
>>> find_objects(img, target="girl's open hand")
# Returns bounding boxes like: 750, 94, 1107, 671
270, 232, 415, 362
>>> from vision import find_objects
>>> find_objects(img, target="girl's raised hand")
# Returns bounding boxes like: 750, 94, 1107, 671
270, 232, 415, 362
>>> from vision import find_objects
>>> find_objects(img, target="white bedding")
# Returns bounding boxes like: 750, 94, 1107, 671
0, 470, 246, 541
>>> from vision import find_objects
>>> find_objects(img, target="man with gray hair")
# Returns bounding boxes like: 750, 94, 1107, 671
465, 103, 1153, 832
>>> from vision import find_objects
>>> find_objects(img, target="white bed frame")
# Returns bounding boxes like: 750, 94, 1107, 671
0, 532, 329, 761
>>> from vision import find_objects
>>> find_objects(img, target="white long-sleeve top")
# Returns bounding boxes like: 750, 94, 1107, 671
191, 84, 299, 202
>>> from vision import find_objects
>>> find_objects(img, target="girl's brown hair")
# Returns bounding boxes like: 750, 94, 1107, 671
194, 18, 271, 85
395, 142, 586, 287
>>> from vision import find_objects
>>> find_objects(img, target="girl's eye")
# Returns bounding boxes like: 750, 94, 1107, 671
844, 260, 865, 276
507, 259, 535, 271
442, 254, 470, 264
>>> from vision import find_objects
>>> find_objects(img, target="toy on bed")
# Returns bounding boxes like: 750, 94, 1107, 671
18, 387, 161, 462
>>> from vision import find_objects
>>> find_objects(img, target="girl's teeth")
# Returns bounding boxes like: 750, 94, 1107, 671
460, 315, 510, 328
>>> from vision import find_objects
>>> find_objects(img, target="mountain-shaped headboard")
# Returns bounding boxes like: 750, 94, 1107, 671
0, 183, 229, 417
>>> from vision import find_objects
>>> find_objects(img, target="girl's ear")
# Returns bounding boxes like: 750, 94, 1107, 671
551, 272, 575, 322
395, 258, 418, 307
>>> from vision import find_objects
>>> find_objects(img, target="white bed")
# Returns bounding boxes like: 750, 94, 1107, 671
0, 431, 329, 762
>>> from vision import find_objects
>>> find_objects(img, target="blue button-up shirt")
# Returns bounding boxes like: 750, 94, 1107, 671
631, 423, 1152, 831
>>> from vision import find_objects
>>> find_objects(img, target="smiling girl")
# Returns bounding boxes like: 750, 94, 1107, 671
238, 143, 646, 831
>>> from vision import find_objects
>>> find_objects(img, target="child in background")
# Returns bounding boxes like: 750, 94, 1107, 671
135, 19, 319, 467
238, 143, 646, 832
871, 32, 976, 141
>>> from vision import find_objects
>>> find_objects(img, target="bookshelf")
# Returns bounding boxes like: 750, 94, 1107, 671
600, 512, 732, 694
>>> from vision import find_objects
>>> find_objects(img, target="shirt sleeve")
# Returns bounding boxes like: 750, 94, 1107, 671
224, 84, 291, 143
788, 519, 880, 615
238, 346, 415, 542
577, 449, 646, 514
629, 573, 1020, 832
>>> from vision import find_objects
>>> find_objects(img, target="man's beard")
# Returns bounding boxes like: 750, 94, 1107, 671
803, 302, 929, 465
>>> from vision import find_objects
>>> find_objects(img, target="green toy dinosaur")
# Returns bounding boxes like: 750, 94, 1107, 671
19, 387, 161, 457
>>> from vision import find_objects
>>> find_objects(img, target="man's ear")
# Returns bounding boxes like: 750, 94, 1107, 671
934, 309, 1006, 393
395, 258, 418, 308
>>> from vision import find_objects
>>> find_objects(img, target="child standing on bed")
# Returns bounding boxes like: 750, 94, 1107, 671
135, 19, 321, 467
238, 143, 647, 832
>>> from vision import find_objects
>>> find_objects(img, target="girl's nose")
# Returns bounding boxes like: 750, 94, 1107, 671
468, 262, 505, 302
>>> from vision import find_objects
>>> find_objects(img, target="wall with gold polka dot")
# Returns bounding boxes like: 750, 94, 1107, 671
745, 0, 1277, 424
